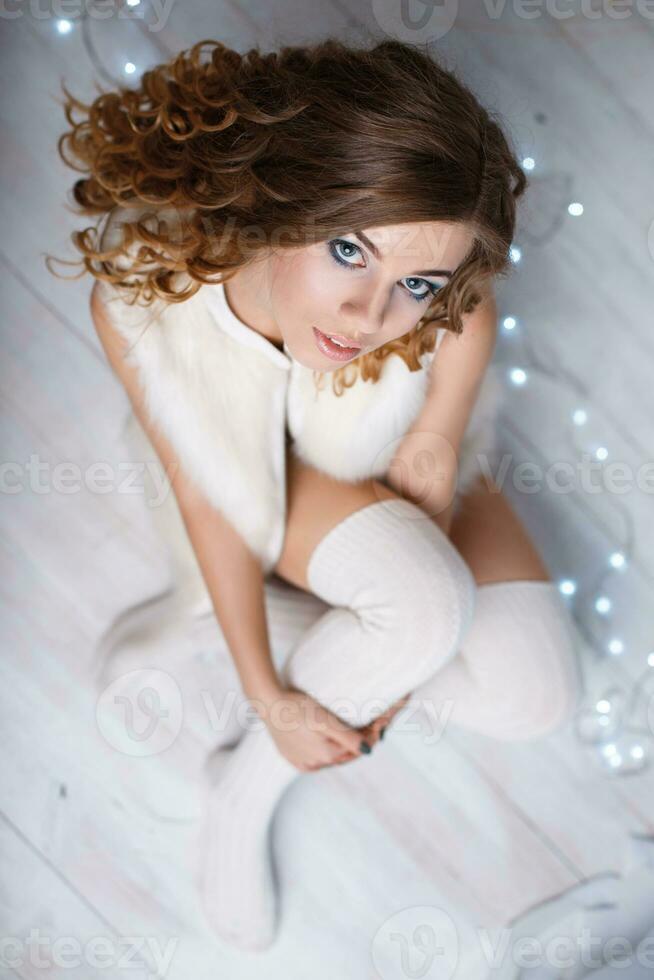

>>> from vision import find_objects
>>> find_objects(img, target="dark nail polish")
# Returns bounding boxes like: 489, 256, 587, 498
379, 726, 386, 741
359, 740, 372, 754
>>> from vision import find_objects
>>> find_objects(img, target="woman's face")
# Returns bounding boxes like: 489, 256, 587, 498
225, 220, 475, 371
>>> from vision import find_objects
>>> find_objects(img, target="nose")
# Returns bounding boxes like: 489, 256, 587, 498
339, 285, 389, 342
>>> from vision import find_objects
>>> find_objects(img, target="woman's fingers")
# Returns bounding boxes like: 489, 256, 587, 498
327, 748, 358, 767
362, 692, 411, 745
325, 721, 369, 757
305, 695, 414, 770
306, 749, 353, 771
323, 736, 360, 767
305, 693, 414, 771
363, 721, 384, 745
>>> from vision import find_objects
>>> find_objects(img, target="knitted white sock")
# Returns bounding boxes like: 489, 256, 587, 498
198, 721, 296, 951
411, 579, 583, 741
199, 498, 476, 949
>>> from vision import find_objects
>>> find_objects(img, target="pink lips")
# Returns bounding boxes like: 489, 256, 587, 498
312, 327, 363, 362
324, 331, 362, 349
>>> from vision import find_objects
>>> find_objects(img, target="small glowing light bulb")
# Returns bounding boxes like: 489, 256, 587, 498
609, 551, 626, 569
522, 157, 535, 171
572, 408, 588, 426
630, 745, 644, 760
603, 743, 617, 757
559, 579, 576, 596
510, 367, 527, 386
56, 18, 72, 32
503, 316, 517, 331
568, 202, 584, 216
124, 62, 136, 75
596, 446, 608, 461
648, 652, 654, 667
595, 596, 611, 615
509, 245, 522, 263
608, 638, 624, 655
596, 699, 611, 714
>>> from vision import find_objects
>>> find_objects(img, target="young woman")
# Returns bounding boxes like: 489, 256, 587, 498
54, 37, 582, 950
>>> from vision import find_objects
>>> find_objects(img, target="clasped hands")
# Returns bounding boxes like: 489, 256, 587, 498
262, 686, 410, 773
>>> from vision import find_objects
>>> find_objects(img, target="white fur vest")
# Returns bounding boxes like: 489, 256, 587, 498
96, 214, 504, 576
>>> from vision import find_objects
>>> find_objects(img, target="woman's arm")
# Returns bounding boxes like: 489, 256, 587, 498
90, 283, 409, 767
90, 282, 283, 714
384, 289, 499, 537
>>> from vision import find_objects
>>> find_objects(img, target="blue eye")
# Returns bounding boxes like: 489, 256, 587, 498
329, 239, 361, 267
403, 276, 442, 303
327, 239, 443, 304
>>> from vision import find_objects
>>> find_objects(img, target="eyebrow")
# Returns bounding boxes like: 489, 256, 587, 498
353, 230, 453, 279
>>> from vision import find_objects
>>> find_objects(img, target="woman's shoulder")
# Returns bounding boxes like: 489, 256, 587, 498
92, 204, 203, 339
429, 292, 498, 373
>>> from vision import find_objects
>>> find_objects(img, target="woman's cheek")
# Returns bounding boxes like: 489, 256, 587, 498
293, 263, 338, 323
307, 286, 338, 323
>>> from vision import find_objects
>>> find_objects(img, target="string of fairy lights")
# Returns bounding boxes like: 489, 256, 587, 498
503, 158, 652, 778
53, 8, 652, 777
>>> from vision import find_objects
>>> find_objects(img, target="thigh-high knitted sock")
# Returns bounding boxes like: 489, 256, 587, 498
199, 498, 475, 950
410, 579, 583, 742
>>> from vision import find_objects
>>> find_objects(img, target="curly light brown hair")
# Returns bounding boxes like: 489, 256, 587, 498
49, 36, 527, 395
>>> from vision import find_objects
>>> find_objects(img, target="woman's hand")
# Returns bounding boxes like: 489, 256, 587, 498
261, 686, 411, 772
262, 686, 368, 772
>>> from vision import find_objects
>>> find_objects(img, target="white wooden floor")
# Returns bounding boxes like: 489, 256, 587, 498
2, 1, 654, 976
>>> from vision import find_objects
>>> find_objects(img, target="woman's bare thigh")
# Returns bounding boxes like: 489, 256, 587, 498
273, 452, 397, 592
274, 454, 550, 593
448, 474, 550, 585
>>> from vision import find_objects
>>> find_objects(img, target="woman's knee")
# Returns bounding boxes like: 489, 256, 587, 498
380, 501, 476, 655
522, 643, 583, 738
304, 495, 476, 680
498, 679, 582, 741
276, 456, 475, 677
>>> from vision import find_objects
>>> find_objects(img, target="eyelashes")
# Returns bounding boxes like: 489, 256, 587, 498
327, 239, 443, 304
328, 239, 361, 271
